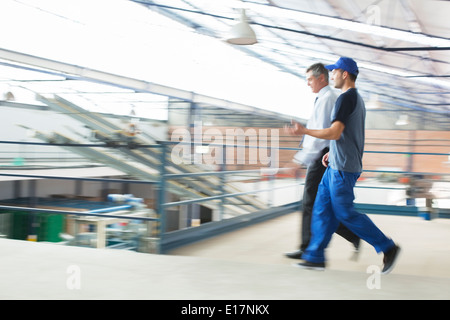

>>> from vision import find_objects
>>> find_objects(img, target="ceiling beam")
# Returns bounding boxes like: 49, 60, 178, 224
0, 48, 297, 123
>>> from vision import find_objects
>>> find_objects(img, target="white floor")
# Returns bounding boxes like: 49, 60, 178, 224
1, 212, 449, 300
170, 212, 450, 278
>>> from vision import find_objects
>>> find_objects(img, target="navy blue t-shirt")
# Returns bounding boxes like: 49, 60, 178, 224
329, 88, 366, 173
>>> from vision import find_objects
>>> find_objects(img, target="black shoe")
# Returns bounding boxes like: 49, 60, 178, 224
350, 238, 361, 261
353, 238, 361, 252
382, 244, 401, 274
284, 249, 304, 260
293, 261, 325, 271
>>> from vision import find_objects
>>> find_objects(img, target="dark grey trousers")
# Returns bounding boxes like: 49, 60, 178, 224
299, 148, 359, 251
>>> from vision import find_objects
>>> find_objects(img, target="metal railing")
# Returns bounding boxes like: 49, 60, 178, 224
0, 138, 448, 253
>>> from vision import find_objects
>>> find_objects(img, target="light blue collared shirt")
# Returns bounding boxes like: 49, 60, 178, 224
293, 85, 338, 166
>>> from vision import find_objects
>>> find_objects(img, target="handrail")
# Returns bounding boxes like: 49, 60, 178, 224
0, 204, 157, 221
1, 139, 448, 156
164, 168, 281, 179
0, 139, 448, 156
0, 173, 159, 184
162, 182, 301, 208
0, 139, 161, 148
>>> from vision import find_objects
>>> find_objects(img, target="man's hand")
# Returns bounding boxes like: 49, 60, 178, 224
282, 162, 305, 178
322, 152, 329, 167
284, 120, 307, 136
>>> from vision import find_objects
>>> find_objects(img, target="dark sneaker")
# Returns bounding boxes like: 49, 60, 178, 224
293, 261, 325, 271
382, 244, 401, 274
350, 238, 361, 261
285, 249, 304, 260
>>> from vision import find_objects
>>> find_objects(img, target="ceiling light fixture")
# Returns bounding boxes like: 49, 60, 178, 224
395, 114, 409, 126
226, 9, 257, 45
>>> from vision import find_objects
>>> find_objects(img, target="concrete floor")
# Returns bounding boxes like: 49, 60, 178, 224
1, 212, 449, 300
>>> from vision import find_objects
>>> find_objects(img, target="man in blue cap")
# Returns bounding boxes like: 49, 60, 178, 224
285, 57, 401, 274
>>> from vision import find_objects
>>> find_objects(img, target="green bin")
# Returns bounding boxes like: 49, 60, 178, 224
9, 211, 65, 242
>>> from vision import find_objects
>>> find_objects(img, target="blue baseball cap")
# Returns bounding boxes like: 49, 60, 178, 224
325, 57, 359, 76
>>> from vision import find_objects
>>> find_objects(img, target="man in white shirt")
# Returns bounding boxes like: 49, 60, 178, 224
284, 63, 360, 260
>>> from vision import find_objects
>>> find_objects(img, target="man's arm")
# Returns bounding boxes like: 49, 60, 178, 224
285, 120, 345, 141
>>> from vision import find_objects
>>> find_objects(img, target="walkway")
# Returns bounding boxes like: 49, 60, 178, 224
1, 212, 449, 300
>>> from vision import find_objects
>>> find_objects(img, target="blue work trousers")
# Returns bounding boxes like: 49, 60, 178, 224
302, 167, 395, 263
